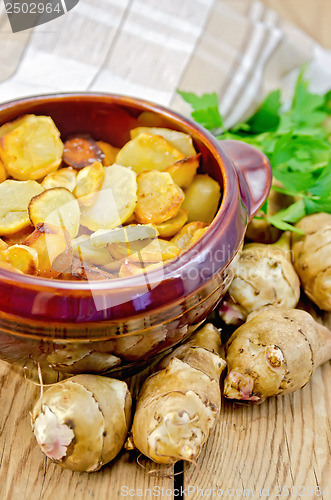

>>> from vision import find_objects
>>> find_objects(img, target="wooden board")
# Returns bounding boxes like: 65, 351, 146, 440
0, 365, 175, 500
184, 311, 331, 499
0, 1, 331, 499
260, 0, 331, 48
0, 312, 330, 500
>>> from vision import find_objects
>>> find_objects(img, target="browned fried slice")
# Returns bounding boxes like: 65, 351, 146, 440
63, 134, 105, 169
156, 209, 188, 238
0, 238, 8, 251
24, 223, 72, 278
165, 154, 200, 189
0, 115, 63, 180
0, 159, 7, 183
119, 261, 163, 278
74, 162, 105, 207
135, 170, 184, 225
28, 187, 80, 238
69, 257, 114, 281
181, 174, 221, 223
0, 244, 38, 275
72, 235, 112, 266
0, 180, 44, 235
80, 164, 137, 231
109, 238, 180, 267
3, 226, 34, 246
127, 239, 181, 263
108, 239, 153, 261
42, 167, 77, 192
171, 221, 208, 250
130, 127, 196, 157
116, 133, 185, 173
90, 224, 157, 248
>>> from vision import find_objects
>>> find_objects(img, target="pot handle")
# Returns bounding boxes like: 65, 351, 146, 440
220, 139, 272, 222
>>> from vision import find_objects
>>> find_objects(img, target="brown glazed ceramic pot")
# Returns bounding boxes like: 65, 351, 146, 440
0, 94, 272, 380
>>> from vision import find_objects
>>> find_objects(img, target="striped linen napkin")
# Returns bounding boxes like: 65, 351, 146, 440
0, 0, 330, 125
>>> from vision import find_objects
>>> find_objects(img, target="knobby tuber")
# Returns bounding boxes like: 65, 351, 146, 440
219, 233, 300, 325
31, 374, 132, 472
292, 212, 331, 311
245, 179, 293, 244
125, 323, 226, 464
224, 307, 331, 402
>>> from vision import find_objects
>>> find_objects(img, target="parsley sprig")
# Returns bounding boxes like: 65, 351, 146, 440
178, 70, 331, 232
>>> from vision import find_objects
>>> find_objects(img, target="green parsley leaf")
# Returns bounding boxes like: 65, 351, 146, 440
308, 162, 331, 197
177, 90, 223, 131
267, 200, 306, 233
235, 90, 281, 134
260, 199, 269, 215
271, 135, 330, 173
178, 68, 331, 234
304, 196, 331, 215
277, 69, 328, 136
323, 89, 331, 114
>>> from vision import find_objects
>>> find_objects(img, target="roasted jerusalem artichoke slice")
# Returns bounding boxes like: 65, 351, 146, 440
116, 132, 185, 173
156, 209, 188, 238
0, 159, 6, 183
29, 187, 80, 239
0, 244, 38, 275
165, 154, 200, 189
42, 167, 77, 192
108, 238, 180, 263
90, 224, 157, 248
80, 164, 137, 231
97, 141, 120, 166
73, 161, 105, 207
181, 174, 221, 223
72, 235, 112, 266
130, 127, 196, 157
171, 221, 208, 250
135, 170, 184, 225
0, 114, 63, 180
24, 223, 72, 278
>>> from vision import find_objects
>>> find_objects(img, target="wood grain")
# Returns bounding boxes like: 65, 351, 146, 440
0, 363, 174, 500
184, 311, 331, 499
184, 364, 331, 499
260, 0, 331, 48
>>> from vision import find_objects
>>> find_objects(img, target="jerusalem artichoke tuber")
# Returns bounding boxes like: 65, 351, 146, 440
224, 307, 331, 402
125, 323, 226, 464
292, 212, 331, 311
219, 233, 300, 325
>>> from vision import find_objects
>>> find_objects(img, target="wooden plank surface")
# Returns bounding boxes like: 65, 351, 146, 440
260, 0, 331, 48
0, 1, 331, 500
0, 365, 174, 500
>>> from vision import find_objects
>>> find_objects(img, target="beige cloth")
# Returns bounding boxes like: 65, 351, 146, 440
0, 0, 330, 126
